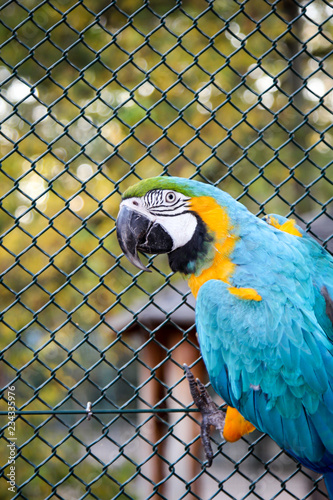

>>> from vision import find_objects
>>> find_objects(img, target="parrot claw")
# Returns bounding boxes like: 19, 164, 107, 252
184, 364, 226, 467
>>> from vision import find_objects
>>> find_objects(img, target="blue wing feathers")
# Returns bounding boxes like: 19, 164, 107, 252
196, 221, 333, 475
312, 406, 333, 455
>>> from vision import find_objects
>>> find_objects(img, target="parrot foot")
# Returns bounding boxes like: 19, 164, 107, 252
184, 364, 225, 467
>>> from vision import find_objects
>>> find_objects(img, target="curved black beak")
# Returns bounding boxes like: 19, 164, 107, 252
116, 205, 173, 272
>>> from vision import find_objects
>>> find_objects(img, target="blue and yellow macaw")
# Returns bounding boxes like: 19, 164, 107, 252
116, 176, 333, 496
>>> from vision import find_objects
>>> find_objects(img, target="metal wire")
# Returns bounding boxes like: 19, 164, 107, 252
0, 1, 332, 499
0, 409, 200, 415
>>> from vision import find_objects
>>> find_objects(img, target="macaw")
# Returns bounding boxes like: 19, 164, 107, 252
116, 176, 333, 497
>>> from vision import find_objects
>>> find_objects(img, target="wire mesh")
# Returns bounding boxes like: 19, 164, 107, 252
0, 0, 332, 499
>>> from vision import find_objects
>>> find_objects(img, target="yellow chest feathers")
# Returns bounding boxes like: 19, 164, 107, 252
187, 196, 238, 298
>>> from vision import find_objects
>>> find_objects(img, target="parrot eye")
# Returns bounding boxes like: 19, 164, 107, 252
165, 191, 176, 203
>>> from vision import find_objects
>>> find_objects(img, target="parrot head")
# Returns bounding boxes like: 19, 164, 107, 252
116, 176, 243, 285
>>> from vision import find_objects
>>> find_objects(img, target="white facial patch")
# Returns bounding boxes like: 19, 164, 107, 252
157, 212, 197, 251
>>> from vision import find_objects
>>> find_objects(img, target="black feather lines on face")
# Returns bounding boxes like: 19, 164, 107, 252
168, 214, 213, 274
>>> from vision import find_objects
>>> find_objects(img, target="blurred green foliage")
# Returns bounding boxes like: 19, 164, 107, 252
0, 0, 332, 498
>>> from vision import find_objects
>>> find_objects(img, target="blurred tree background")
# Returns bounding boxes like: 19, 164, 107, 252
0, 0, 332, 498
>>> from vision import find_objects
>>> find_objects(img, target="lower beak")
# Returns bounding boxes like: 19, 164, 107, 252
116, 205, 173, 271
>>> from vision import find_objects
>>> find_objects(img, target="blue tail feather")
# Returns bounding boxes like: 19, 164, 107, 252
324, 472, 333, 499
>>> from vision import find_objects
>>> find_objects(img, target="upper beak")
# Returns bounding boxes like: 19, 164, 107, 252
116, 205, 173, 272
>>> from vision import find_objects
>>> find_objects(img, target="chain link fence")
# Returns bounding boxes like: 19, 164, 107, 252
0, 0, 332, 498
